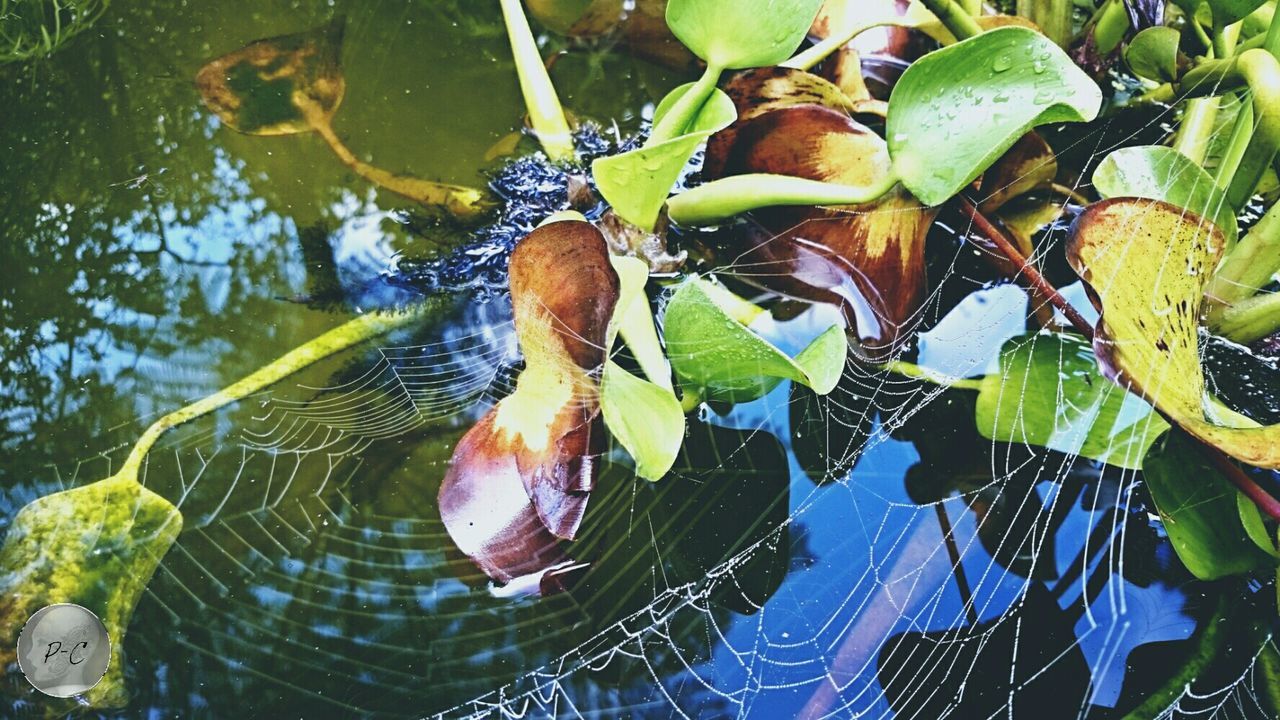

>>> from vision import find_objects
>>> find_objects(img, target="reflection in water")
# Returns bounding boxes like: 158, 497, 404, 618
1, 1, 1278, 719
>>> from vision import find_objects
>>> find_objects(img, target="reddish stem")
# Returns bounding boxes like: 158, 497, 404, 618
957, 196, 1095, 340
958, 196, 1280, 522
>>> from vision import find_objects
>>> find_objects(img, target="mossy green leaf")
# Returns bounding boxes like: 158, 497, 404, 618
887, 27, 1101, 206
592, 85, 736, 231
1093, 145, 1237, 246
976, 333, 1169, 470
0, 474, 181, 708
665, 0, 824, 70
663, 278, 847, 403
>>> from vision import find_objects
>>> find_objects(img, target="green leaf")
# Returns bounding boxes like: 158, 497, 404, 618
1238, 492, 1280, 558
976, 333, 1169, 470
1143, 432, 1271, 580
1173, 0, 1268, 27
592, 85, 736, 231
663, 277, 847, 403
665, 0, 824, 70
1068, 198, 1280, 469
1125, 26, 1182, 84
0, 475, 181, 708
886, 27, 1101, 206
1092, 145, 1238, 246
601, 360, 686, 481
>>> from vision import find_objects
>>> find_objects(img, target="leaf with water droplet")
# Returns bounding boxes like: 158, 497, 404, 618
887, 27, 1100, 206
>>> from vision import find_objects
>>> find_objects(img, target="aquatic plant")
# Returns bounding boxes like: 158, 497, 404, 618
0, 0, 107, 63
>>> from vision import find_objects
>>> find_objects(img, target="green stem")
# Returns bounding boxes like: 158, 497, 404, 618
1091, 0, 1131, 54
499, 0, 575, 162
918, 0, 982, 41
1173, 99, 1220, 166
959, 0, 981, 16
118, 308, 426, 480
1214, 97, 1254, 187
648, 62, 722, 144
784, 17, 895, 71
1019, 0, 1072, 47
1208, 198, 1280, 303
1120, 594, 1232, 720
617, 294, 673, 390
881, 360, 984, 390
1182, 49, 1280, 205
1260, 637, 1280, 716
666, 172, 899, 226
1206, 291, 1280, 343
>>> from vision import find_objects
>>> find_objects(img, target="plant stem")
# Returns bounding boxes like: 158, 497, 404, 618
784, 17, 891, 71
1182, 49, 1280, 206
648, 62, 722, 145
1173, 100, 1220, 166
958, 0, 981, 16
1091, 0, 1130, 54
499, 0, 575, 163
1019, 0, 1072, 47
1207, 291, 1280, 342
956, 197, 1096, 338
118, 308, 426, 480
918, 0, 983, 41
666, 173, 899, 226
1208, 198, 1280, 303
1214, 98, 1254, 188
881, 360, 984, 390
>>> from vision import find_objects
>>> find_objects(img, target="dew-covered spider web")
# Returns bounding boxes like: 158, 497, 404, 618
4, 33, 1280, 720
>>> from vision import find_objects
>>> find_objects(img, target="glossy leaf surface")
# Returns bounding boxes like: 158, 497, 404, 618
665, 0, 824, 69
1093, 145, 1237, 246
887, 27, 1101, 206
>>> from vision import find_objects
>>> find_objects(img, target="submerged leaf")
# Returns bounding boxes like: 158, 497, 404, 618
976, 333, 1169, 470
440, 219, 620, 582
663, 277, 846, 403
1067, 198, 1280, 469
0, 475, 181, 708
887, 27, 1101, 205
1143, 432, 1272, 579
665, 0, 824, 70
1092, 145, 1237, 246
195, 18, 345, 135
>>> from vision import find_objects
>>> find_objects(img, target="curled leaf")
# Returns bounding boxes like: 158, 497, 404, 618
663, 277, 846, 403
1067, 198, 1280, 469
705, 98, 937, 359
1124, 26, 1182, 84
440, 219, 620, 582
887, 26, 1101, 206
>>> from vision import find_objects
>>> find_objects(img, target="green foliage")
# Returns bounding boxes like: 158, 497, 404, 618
886, 27, 1101, 206
601, 360, 685, 481
1142, 432, 1272, 580
976, 333, 1168, 470
1173, 0, 1269, 27
665, 0, 823, 70
592, 84, 736, 230
1093, 145, 1238, 246
1125, 26, 1182, 84
663, 278, 845, 403
0, 0, 108, 63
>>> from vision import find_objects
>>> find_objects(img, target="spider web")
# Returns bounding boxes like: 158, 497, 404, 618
8, 74, 1280, 720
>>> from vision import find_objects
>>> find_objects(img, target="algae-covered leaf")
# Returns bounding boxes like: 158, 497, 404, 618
0, 474, 181, 708
1142, 432, 1271, 580
1067, 198, 1280, 469
195, 18, 345, 135
1093, 145, 1237, 246
592, 85, 736, 231
663, 277, 847, 403
976, 333, 1169, 470
887, 27, 1101, 206
665, 0, 824, 70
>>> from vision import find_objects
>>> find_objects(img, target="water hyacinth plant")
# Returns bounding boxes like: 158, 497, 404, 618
8, 0, 1280, 715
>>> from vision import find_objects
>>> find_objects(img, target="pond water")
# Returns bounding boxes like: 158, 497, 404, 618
1, 2, 1277, 719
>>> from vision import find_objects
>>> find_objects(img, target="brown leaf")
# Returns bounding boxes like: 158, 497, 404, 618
707, 101, 937, 359
439, 220, 620, 583
977, 132, 1058, 214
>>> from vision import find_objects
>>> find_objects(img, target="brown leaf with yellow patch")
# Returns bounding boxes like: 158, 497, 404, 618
707, 102, 937, 359
439, 220, 620, 584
